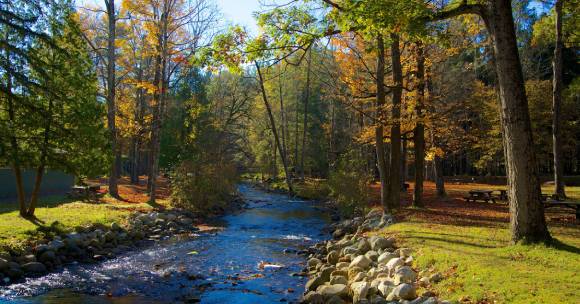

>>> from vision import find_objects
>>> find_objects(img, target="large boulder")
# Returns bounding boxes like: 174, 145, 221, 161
317, 284, 348, 298
302, 291, 324, 304
305, 275, 326, 292
307, 258, 322, 269
349, 255, 372, 270
327, 250, 339, 265
370, 237, 394, 251
393, 266, 417, 285
21, 262, 47, 274
377, 252, 398, 264
0, 258, 9, 271
351, 281, 370, 303
385, 257, 404, 273
377, 280, 395, 297
390, 283, 416, 301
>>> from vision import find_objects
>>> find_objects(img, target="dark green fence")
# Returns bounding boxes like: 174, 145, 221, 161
0, 169, 74, 200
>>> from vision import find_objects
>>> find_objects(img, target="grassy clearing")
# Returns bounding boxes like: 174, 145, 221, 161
377, 220, 579, 304
285, 177, 580, 303
0, 178, 171, 253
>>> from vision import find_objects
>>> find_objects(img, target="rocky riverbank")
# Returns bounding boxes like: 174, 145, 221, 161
0, 197, 246, 286
301, 210, 449, 304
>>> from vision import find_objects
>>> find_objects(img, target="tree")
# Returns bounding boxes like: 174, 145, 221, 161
551, 0, 566, 198
431, 0, 551, 243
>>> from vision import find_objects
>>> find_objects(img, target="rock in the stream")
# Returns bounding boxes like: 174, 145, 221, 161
307, 258, 322, 269
302, 291, 324, 304
0, 258, 9, 271
21, 262, 47, 274
305, 275, 326, 292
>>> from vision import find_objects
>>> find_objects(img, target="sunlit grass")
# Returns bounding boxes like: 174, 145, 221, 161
378, 220, 580, 304
0, 194, 169, 253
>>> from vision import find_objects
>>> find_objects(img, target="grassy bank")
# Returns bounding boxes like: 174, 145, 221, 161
0, 178, 170, 253
261, 176, 579, 303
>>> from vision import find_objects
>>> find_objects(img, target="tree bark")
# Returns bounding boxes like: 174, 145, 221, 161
27, 92, 53, 216
388, 33, 403, 209
105, 0, 119, 198
375, 35, 390, 212
485, 0, 551, 243
256, 62, 293, 192
552, 0, 566, 198
278, 66, 288, 164
413, 43, 425, 207
6, 65, 26, 216
401, 136, 407, 191
300, 48, 312, 180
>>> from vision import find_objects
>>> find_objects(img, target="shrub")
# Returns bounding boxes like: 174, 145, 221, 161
170, 160, 238, 215
327, 149, 372, 217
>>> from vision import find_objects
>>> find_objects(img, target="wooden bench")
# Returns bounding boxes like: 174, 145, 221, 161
544, 200, 580, 220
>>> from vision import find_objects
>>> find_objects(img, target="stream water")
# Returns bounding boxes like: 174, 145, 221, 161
0, 184, 330, 304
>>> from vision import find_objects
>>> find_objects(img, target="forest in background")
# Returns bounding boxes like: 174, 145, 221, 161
0, 0, 579, 244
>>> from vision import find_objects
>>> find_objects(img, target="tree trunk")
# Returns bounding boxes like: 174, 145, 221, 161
6, 68, 26, 216
106, 0, 119, 198
401, 136, 407, 191
413, 43, 425, 207
485, 0, 551, 243
388, 33, 403, 209
375, 35, 390, 212
27, 94, 54, 216
300, 48, 312, 180
278, 66, 288, 164
552, 0, 566, 198
148, 6, 169, 203
256, 62, 293, 192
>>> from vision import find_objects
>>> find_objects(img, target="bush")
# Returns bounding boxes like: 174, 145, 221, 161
327, 149, 372, 217
170, 160, 238, 214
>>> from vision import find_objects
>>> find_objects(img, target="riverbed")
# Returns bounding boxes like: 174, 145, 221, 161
0, 184, 330, 303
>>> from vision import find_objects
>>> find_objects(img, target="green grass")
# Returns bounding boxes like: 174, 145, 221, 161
0, 195, 158, 253
375, 221, 580, 304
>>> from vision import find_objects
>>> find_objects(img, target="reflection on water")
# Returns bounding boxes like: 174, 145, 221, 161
0, 184, 329, 304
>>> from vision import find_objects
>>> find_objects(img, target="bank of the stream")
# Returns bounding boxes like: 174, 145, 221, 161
0, 184, 331, 303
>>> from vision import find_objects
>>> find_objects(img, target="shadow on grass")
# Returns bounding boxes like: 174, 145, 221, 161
0, 195, 78, 215
550, 238, 580, 255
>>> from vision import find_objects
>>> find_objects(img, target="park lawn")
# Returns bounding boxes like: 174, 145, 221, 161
293, 178, 580, 303
0, 178, 171, 253
377, 219, 580, 304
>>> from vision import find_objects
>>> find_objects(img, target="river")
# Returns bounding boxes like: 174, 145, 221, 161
0, 184, 330, 303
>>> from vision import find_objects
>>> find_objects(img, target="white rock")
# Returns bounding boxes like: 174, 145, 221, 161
377, 279, 395, 297
317, 284, 348, 298
392, 283, 416, 300
377, 252, 398, 264
351, 281, 370, 303
393, 266, 417, 285
350, 255, 372, 269
385, 257, 404, 273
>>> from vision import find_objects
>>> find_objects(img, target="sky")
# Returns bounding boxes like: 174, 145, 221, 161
216, 0, 260, 34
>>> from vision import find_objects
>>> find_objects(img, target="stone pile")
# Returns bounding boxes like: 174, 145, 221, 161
0, 210, 198, 285
301, 211, 447, 304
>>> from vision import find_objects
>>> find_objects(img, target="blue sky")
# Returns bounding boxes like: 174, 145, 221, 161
216, 0, 260, 34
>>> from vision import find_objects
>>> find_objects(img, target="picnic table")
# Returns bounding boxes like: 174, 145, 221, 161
464, 189, 497, 203
544, 199, 580, 220
67, 185, 102, 200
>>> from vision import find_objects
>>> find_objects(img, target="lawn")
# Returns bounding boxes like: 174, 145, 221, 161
0, 177, 171, 253
294, 178, 580, 303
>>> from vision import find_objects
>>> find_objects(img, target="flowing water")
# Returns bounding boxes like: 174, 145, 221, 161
0, 184, 330, 304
